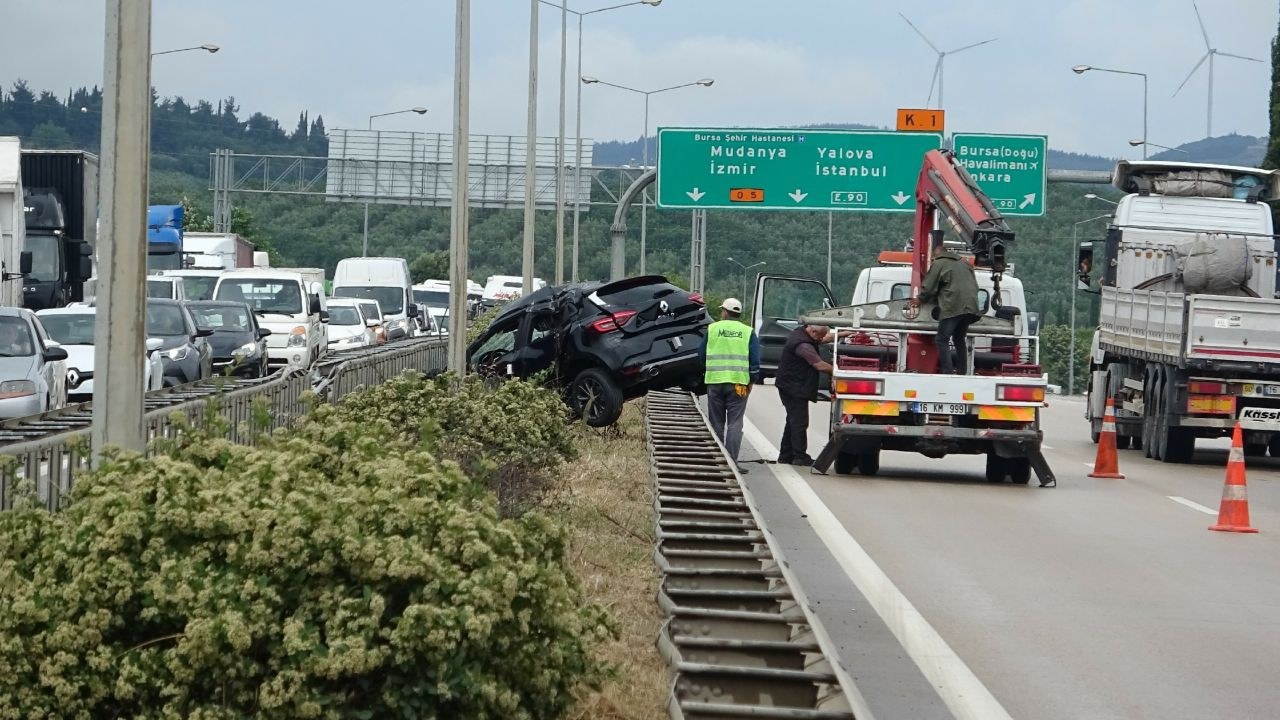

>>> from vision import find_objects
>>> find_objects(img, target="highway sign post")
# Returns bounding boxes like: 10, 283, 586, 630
656, 128, 941, 212
951, 133, 1047, 217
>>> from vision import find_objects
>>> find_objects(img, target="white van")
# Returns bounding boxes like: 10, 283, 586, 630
157, 268, 222, 300
213, 269, 328, 369
332, 257, 417, 340
483, 275, 545, 304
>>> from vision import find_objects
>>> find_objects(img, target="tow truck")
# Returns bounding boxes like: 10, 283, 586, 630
751, 149, 1055, 485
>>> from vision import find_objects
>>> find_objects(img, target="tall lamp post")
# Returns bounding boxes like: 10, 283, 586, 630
537, 0, 662, 282
1128, 139, 1190, 157
582, 75, 713, 276
1069, 211, 1114, 395
1072, 64, 1148, 159
726, 256, 764, 305
363, 107, 428, 256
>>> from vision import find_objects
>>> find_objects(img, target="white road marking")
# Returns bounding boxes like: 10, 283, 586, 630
742, 420, 1014, 720
1082, 462, 1095, 468
1168, 495, 1219, 516
1042, 444, 1055, 450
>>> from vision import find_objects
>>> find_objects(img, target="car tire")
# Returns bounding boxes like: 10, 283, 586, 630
1007, 457, 1032, 484
569, 368, 623, 427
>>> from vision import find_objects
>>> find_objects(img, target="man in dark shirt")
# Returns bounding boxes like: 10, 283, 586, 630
911, 235, 980, 374
774, 324, 833, 466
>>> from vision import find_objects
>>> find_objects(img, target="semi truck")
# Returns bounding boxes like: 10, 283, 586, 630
754, 149, 1053, 485
18, 149, 97, 309
146, 205, 184, 272
1083, 161, 1280, 463
0, 138, 33, 307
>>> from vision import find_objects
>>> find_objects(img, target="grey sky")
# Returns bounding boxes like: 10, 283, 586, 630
3, 1, 1274, 158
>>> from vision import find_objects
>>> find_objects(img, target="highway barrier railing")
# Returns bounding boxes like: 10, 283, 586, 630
645, 390, 858, 719
0, 337, 450, 511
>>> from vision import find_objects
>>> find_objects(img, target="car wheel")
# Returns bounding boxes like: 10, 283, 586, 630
569, 368, 623, 427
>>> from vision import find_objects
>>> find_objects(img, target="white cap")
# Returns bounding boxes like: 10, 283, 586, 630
721, 297, 743, 314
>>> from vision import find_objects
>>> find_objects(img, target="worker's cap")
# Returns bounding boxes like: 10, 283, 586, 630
721, 298, 743, 314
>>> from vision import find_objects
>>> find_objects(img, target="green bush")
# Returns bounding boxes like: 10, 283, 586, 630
0, 399, 608, 718
466, 304, 504, 346
332, 373, 577, 515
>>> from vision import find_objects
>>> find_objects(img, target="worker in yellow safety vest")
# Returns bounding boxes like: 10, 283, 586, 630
700, 298, 761, 472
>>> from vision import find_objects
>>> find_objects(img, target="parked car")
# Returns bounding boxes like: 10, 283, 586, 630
357, 300, 388, 344
146, 299, 213, 386
187, 301, 272, 378
36, 307, 165, 403
146, 275, 188, 301
467, 276, 709, 426
325, 298, 377, 350
332, 257, 417, 340
0, 307, 68, 419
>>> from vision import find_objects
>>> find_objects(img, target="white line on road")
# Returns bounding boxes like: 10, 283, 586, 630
1082, 462, 1095, 469
1168, 495, 1219, 516
1042, 444, 1055, 450
742, 420, 1013, 720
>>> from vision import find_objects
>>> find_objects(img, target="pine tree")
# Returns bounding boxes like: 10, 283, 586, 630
291, 111, 309, 143
1264, 16, 1280, 169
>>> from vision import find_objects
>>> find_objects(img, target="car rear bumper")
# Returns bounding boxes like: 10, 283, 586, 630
616, 349, 704, 395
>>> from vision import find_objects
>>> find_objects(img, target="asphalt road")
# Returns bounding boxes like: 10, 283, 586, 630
739, 387, 1280, 720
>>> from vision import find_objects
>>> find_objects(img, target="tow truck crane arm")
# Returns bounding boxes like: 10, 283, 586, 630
911, 149, 1015, 304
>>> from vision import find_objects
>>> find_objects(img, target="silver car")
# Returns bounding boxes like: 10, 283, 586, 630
0, 307, 68, 419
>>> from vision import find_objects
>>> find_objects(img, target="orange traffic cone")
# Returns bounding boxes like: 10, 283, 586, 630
1209, 423, 1258, 533
1089, 397, 1125, 479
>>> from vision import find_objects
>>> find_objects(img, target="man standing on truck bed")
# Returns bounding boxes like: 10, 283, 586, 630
702, 298, 760, 472
776, 324, 833, 467
912, 235, 980, 374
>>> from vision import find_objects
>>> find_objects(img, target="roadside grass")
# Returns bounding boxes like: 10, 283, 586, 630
563, 400, 668, 719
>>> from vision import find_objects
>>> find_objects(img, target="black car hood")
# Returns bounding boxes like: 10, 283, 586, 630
208, 331, 255, 356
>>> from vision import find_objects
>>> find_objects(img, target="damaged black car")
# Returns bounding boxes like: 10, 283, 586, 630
467, 275, 710, 426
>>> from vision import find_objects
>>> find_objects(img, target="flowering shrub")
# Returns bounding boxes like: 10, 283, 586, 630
0, 390, 608, 717
331, 373, 577, 515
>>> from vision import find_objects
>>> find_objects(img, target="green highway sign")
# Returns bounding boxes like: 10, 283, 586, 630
655, 127, 942, 212
951, 133, 1047, 217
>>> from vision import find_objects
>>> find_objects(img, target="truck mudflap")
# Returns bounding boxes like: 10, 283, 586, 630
812, 427, 1057, 487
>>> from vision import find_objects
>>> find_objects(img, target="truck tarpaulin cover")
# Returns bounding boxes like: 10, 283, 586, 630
1150, 169, 1236, 198
1179, 235, 1252, 294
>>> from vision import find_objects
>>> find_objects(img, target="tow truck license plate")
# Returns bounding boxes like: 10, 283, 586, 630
911, 402, 967, 415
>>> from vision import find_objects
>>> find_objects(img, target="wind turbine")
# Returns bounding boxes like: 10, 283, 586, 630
899, 13, 996, 109
1172, 0, 1263, 138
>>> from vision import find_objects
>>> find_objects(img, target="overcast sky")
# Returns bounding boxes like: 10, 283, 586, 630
3, 0, 1274, 159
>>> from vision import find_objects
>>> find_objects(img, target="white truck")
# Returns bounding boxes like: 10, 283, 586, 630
0, 137, 32, 308
213, 268, 329, 370
332, 257, 417, 340
1084, 161, 1280, 462
182, 232, 253, 271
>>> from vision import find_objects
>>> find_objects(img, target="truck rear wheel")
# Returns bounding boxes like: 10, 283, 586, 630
834, 450, 856, 475
856, 450, 880, 476
1007, 457, 1032, 484
985, 453, 1007, 482
1244, 443, 1268, 458
1270, 436, 1280, 457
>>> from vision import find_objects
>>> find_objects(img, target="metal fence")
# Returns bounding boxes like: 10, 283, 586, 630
0, 338, 450, 512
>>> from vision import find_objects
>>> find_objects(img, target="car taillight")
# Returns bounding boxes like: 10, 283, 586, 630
1188, 380, 1229, 394
590, 309, 637, 334
688, 293, 705, 306
997, 385, 1044, 402
835, 378, 882, 395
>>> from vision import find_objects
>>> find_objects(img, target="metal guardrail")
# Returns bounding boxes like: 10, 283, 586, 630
645, 391, 857, 720
0, 337, 450, 511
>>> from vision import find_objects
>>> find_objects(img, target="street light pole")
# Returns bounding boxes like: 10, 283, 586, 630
363, 107, 427, 257
581, 75, 713, 277
726, 257, 764, 306
1072, 65, 1148, 159
448, 0, 471, 374
538, 0, 662, 282
522, 0, 539, 295
151, 43, 218, 56
94, 0, 152, 456
1128, 139, 1190, 157
1069, 212, 1113, 395
555, 1, 567, 284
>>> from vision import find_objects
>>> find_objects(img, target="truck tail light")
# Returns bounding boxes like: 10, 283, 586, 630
1188, 380, 1229, 395
589, 309, 636, 334
835, 378, 883, 395
997, 385, 1044, 402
